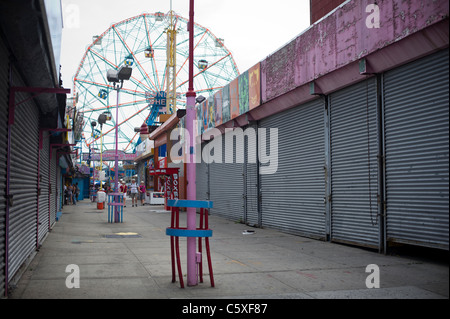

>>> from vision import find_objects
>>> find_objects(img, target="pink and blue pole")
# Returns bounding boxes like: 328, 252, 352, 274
114, 86, 120, 222
186, 0, 197, 286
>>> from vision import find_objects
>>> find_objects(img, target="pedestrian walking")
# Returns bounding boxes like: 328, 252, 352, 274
74, 183, 79, 205
120, 180, 128, 207
67, 184, 73, 205
71, 184, 77, 205
129, 179, 139, 207
139, 181, 146, 206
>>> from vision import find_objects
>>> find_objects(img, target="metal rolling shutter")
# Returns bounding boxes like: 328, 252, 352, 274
383, 49, 449, 250
38, 132, 50, 244
196, 142, 209, 201
8, 87, 39, 281
245, 123, 259, 227
0, 39, 9, 297
259, 98, 326, 239
209, 134, 244, 222
329, 78, 380, 249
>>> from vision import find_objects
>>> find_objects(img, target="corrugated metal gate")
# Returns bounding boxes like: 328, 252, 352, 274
209, 132, 244, 222
329, 78, 380, 249
0, 39, 9, 297
38, 132, 50, 244
259, 99, 326, 239
8, 81, 39, 282
196, 142, 209, 201
383, 48, 449, 250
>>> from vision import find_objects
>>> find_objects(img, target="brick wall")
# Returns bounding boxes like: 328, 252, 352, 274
310, 0, 347, 24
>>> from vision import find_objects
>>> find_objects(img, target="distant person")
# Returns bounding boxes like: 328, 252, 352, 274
67, 184, 73, 205
120, 181, 128, 207
139, 181, 146, 206
129, 179, 139, 207
64, 184, 68, 205
75, 183, 80, 204
72, 184, 77, 205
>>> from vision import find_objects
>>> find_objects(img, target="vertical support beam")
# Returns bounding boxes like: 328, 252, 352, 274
324, 95, 331, 241
311, 82, 330, 241
255, 121, 262, 228
114, 87, 120, 223
377, 73, 386, 254
36, 130, 43, 249
185, 0, 198, 287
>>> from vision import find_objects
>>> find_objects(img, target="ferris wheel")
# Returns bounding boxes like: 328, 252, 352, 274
73, 11, 240, 154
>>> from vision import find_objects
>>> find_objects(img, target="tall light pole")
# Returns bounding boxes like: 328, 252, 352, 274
185, 0, 197, 287
98, 112, 107, 190
107, 66, 132, 222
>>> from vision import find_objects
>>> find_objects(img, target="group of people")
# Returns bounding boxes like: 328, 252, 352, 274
65, 183, 79, 205
119, 179, 147, 207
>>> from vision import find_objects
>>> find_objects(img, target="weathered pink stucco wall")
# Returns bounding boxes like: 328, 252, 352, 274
261, 0, 449, 104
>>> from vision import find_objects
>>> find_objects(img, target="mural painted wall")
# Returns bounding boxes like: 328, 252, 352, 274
196, 62, 261, 135
248, 63, 261, 110
229, 77, 240, 119
239, 70, 249, 115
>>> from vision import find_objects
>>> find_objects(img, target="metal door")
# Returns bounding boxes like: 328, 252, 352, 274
196, 142, 209, 201
383, 49, 449, 250
0, 38, 9, 297
208, 131, 244, 222
38, 132, 50, 244
259, 98, 326, 239
329, 78, 380, 249
8, 79, 39, 282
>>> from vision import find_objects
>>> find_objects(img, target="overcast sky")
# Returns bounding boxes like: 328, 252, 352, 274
60, 0, 311, 90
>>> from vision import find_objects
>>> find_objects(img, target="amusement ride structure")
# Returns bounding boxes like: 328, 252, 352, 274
72, 11, 239, 155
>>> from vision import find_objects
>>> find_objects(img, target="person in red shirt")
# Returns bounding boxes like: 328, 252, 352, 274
139, 181, 146, 206
119, 180, 128, 207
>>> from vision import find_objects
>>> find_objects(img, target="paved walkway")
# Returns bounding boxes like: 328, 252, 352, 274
8, 199, 448, 299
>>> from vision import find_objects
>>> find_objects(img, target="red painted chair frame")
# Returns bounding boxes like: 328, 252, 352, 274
169, 206, 214, 288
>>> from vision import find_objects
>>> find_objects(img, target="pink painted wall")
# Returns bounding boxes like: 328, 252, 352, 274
262, 0, 449, 103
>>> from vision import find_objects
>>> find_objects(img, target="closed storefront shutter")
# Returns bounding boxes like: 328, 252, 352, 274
209, 133, 244, 222
0, 39, 9, 297
8, 84, 39, 281
196, 142, 209, 201
383, 49, 449, 250
38, 133, 50, 244
259, 99, 326, 239
329, 78, 380, 249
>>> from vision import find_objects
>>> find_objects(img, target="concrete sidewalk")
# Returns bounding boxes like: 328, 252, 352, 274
8, 199, 449, 299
